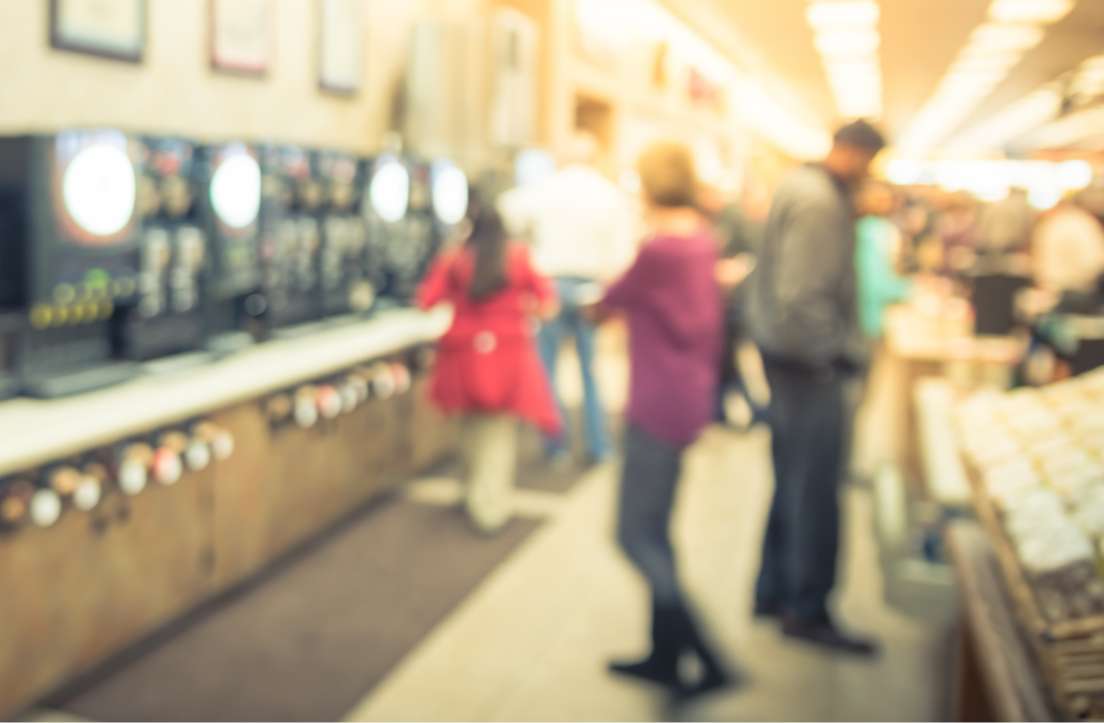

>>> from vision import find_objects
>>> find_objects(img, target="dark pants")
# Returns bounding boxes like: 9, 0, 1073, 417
756, 361, 847, 622
617, 424, 685, 608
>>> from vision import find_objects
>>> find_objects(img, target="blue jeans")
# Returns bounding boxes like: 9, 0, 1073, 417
755, 360, 847, 622
538, 277, 610, 460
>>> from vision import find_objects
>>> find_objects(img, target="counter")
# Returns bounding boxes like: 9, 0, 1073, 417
0, 307, 451, 476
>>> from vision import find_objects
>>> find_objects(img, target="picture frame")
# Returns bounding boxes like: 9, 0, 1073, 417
210, 0, 272, 76
319, 0, 363, 95
49, 0, 146, 63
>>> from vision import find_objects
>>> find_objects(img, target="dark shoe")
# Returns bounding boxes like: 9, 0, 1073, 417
666, 602, 739, 699
752, 600, 782, 619
674, 663, 742, 701
608, 655, 681, 689
610, 597, 682, 690
781, 615, 880, 657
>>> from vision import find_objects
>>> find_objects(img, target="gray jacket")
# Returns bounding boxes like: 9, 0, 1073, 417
747, 164, 865, 371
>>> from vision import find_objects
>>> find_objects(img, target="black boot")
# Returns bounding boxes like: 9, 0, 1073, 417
608, 601, 681, 689
668, 602, 739, 701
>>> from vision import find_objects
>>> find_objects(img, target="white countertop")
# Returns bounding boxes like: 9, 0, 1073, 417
0, 307, 451, 476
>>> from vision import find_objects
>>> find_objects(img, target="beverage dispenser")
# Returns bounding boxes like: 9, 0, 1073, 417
113, 137, 208, 362
362, 154, 413, 307
430, 158, 470, 249
195, 142, 265, 354
259, 145, 324, 333
315, 150, 373, 317
0, 313, 21, 400
0, 130, 143, 397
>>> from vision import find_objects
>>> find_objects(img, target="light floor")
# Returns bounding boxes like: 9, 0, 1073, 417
343, 426, 950, 722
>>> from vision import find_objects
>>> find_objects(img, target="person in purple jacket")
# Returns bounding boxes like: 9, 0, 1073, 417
592, 141, 735, 699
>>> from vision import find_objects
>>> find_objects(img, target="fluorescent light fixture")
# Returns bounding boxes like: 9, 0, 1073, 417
1082, 55, 1104, 71
989, 0, 1074, 25
814, 28, 880, 56
947, 86, 1061, 152
1058, 160, 1094, 190
969, 23, 1044, 54
807, 0, 883, 118
806, 0, 879, 29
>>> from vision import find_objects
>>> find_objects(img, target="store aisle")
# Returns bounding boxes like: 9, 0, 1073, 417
347, 426, 952, 722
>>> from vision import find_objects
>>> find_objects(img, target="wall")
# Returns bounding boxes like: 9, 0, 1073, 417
0, 1, 425, 154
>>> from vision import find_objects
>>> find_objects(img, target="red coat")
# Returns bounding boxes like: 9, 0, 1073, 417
417, 244, 562, 436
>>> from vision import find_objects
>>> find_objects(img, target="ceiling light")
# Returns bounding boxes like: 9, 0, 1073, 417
1058, 160, 1094, 189
814, 28, 880, 56
989, 0, 1074, 25
969, 23, 1044, 53
1082, 55, 1104, 71
806, 1, 879, 29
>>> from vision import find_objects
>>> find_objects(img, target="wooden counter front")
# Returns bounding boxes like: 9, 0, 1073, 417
0, 314, 459, 718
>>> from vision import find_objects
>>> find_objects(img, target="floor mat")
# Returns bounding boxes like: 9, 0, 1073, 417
54, 498, 540, 722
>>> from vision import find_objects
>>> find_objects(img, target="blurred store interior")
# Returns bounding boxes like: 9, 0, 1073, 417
3, 0, 1104, 721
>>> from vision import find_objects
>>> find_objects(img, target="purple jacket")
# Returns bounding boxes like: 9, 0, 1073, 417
603, 230, 722, 447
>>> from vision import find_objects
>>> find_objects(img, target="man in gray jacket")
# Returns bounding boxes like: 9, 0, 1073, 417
747, 120, 886, 655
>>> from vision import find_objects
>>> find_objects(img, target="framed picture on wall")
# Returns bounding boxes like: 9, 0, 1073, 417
319, 0, 363, 94
50, 0, 146, 62
210, 0, 272, 75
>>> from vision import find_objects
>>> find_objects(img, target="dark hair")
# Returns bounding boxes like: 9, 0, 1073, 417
833, 120, 887, 153
465, 189, 509, 301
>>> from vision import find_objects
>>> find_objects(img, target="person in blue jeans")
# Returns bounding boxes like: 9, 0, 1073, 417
498, 132, 636, 464
538, 277, 609, 462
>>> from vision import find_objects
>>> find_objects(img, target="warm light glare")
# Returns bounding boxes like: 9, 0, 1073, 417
969, 23, 1044, 54
814, 28, 880, 57
882, 158, 1094, 211
989, 0, 1074, 25
806, 0, 883, 118
806, 1, 880, 29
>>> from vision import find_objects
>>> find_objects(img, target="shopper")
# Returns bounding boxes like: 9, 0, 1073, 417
856, 181, 912, 342
746, 120, 886, 656
498, 132, 636, 466
416, 190, 561, 534
1032, 193, 1104, 297
977, 187, 1034, 260
699, 184, 765, 428
596, 141, 733, 699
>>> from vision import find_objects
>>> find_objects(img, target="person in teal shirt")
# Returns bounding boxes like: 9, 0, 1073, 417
856, 182, 912, 341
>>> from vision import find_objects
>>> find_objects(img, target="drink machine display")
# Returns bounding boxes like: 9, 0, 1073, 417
430, 158, 470, 245
196, 142, 264, 353
114, 137, 208, 361
362, 155, 468, 305
315, 150, 373, 317
0, 130, 143, 397
259, 145, 324, 332
0, 313, 21, 401
362, 154, 413, 306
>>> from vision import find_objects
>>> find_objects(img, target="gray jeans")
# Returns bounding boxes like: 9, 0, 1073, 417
616, 424, 686, 608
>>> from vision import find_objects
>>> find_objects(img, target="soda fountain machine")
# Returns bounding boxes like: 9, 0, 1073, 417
429, 158, 470, 250
361, 154, 413, 307
0, 130, 144, 397
315, 149, 373, 318
113, 137, 209, 363
0, 312, 21, 400
259, 145, 325, 334
195, 142, 265, 354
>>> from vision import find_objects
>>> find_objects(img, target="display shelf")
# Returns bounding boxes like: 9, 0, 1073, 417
953, 369, 1104, 719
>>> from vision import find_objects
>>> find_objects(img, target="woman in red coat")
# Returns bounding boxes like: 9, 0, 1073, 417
417, 190, 560, 533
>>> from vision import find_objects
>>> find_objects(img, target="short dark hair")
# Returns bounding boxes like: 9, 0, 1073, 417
833, 120, 886, 153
